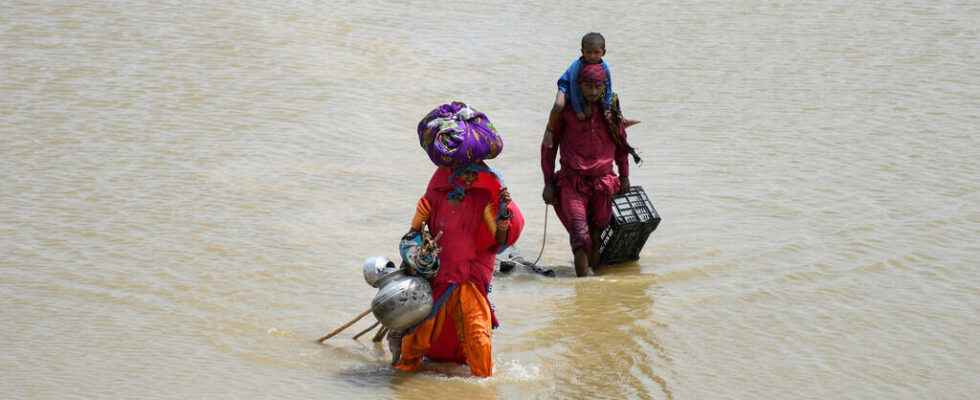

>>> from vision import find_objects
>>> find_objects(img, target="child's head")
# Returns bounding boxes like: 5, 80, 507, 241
580, 32, 606, 64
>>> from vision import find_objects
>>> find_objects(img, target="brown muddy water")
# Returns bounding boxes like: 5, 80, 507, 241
2, 1, 978, 399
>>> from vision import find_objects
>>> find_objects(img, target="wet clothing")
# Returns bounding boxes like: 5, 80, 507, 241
394, 281, 494, 376
395, 166, 524, 377
542, 102, 628, 251
557, 58, 613, 115
555, 174, 617, 251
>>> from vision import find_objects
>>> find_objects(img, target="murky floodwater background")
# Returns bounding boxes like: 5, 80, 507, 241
2, 1, 978, 399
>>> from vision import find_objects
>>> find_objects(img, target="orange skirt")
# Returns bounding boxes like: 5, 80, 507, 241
393, 281, 493, 377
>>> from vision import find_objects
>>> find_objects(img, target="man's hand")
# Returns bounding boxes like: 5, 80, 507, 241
618, 176, 630, 194
542, 184, 557, 205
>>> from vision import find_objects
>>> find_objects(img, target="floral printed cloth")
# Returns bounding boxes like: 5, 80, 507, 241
417, 102, 503, 167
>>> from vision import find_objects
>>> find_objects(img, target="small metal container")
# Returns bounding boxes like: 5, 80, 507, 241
362, 256, 398, 288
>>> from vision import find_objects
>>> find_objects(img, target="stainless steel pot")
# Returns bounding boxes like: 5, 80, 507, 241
362, 256, 398, 288
370, 271, 433, 331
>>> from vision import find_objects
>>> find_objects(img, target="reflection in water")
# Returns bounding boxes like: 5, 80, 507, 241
539, 264, 673, 399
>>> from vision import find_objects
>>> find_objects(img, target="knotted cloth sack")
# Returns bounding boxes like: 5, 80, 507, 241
417, 102, 503, 167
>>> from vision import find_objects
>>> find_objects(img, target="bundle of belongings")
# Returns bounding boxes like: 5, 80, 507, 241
417, 101, 503, 167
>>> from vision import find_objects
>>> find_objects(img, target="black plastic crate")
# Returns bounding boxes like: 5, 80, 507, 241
598, 186, 662, 265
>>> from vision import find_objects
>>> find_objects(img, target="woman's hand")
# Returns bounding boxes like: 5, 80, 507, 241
497, 188, 512, 231
499, 187, 512, 206
495, 188, 512, 245
494, 216, 511, 245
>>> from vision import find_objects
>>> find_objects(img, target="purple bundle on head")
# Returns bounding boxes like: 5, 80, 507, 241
417, 102, 503, 167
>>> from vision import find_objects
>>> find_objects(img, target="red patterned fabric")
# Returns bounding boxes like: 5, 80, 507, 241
579, 63, 607, 84
399, 166, 524, 372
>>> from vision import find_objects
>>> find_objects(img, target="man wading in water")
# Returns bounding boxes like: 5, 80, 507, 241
541, 63, 637, 277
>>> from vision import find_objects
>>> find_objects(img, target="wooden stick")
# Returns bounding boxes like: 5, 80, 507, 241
317, 308, 371, 343
352, 320, 381, 341
372, 326, 389, 343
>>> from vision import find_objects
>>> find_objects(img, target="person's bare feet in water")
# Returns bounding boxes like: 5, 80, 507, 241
574, 249, 593, 277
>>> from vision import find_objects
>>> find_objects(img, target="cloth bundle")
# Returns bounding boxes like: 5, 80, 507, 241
417, 102, 503, 167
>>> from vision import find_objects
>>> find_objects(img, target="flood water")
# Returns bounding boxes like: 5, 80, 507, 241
2, 1, 978, 399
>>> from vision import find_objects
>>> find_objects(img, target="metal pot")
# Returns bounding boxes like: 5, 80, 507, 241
362, 256, 398, 288
370, 271, 433, 331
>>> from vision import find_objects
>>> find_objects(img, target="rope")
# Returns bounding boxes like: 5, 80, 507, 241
530, 204, 549, 267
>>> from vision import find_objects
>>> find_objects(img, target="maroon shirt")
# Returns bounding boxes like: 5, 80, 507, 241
542, 103, 629, 185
